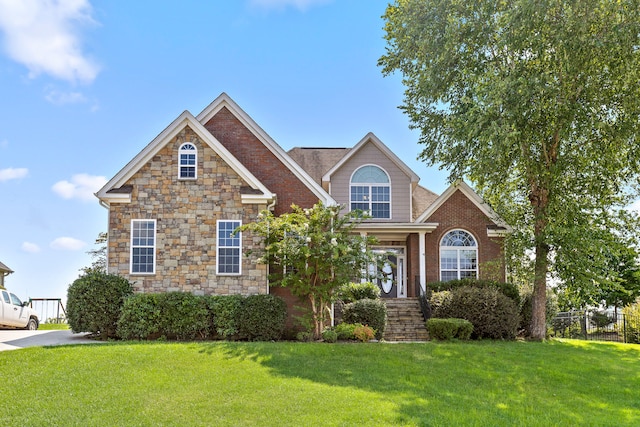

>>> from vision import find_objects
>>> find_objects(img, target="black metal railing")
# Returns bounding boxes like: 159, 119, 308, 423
550, 311, 640, 344
415, 276, 431, 321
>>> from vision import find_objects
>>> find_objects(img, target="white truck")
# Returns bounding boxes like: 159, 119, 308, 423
0, 288, 39, 330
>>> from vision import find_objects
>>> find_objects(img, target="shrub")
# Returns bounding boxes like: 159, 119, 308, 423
353, 324, 375, 342
296, 331, 313, 342
428, 279, 520, 305
336, 282, 380, 303
334, 322, 358, 340
156, 292, 209, 340
426, 318, 473, 340
238, 294, 287, 341
117, 294, 162, 340
431, 286, 519, 340
519, 291, 559, 337
67, 271, 133, 340
342, 299, 387, 339
623, 301, 640, 344
428, 290, 452, 316
206, 295, 244, 339
322, 329, 338, 343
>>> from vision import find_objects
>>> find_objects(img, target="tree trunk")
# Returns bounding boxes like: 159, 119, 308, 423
531, 239, 549, 340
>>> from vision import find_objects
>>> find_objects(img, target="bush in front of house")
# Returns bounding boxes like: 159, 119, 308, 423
67, 271, 133, 340
117, 293, 162, 340
431, 286, 519, 340
335, 282, 381, 303
428, 279, 521, 305
426, 318, 473, 340
333, 322, 358, 340
238, 294, 287, 341
322, 328, 338, 343
156, 292, 210, 340
342, 298, 387, 340
206, 294, 244, 339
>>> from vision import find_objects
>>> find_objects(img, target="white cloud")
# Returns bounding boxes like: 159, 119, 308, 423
50, 237, 86, 251
630, 199, 640, 214
52, 173, 107, 201
248, 0, 332, 11
0, 0, 100, 84
0, 167, 28, 182
45, 88, 87, 105
21, 242, 41, 253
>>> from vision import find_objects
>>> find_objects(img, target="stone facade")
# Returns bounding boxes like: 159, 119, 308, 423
107, 125, 268, 295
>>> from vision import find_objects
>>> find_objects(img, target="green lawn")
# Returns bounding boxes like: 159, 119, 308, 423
1, 339, 639, 426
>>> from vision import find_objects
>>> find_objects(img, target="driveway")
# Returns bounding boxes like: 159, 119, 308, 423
0, 329, 100, 352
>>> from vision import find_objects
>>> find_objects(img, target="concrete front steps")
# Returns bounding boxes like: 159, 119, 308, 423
383, 297, 429, 342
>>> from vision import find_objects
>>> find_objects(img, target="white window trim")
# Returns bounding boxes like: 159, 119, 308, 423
349, 164, 392, 220
178, 142, 197, 180
439, 229, 478, 281
216, 220, 242, 276
130, 219, 157, 275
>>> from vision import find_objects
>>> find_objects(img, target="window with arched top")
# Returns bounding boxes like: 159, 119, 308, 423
179, 142, 197, 179
440, 229, 478, 281
350, 165, 391, 219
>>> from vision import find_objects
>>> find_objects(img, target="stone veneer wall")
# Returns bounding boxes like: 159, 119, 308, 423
107, 125, 268, 295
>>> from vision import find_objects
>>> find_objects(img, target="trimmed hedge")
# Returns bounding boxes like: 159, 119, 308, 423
427, 279, 520, 305
431, 286, 520, 340
206, 294, 244, 339
238, 294, 287, 341
117, 293, 286, 342
67, 271, 133, 340
342, 298, 387, 339
426, 318, 473, 340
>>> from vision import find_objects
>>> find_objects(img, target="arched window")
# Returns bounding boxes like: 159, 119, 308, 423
179, 142, 197, 179
440, 229, 478, 281
350, 165, 391, 219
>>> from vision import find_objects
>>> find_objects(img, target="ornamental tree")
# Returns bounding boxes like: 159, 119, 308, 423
379, 0, 640, 339
239, 203, 380, 339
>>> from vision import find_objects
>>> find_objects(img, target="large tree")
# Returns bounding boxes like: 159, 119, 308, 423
379, 0, 640, 339
239, 203, 380, 339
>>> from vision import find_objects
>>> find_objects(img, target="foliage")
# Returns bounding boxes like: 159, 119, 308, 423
589, 311, 615, 330
80, 232, 108, 274
426, 318, 473, 340
519, 291, 558, 337
333, 322, 359, 340
622, 300, 640, 344
431, 286, 520, 339
380, 0, 640, 339
156, 292, 210, 340
321, 328, 338, 343
239, 202, 381, 339
206, 294, 244, 339
238, 294, 287, 341
341, 298, 387, 340
428, 279, 520, 305
66, 271, 133, 339
335, 281, 380, 303
117, 293, 162, 340
353, 324, 375, 342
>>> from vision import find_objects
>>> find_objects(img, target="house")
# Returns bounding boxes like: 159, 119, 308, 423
0, 261, 12, 289
96, 93, 510, 311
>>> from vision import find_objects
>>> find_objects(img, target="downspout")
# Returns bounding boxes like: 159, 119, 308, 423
97, 196, 110, 273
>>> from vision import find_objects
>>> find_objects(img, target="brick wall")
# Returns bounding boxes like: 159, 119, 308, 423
203, 107, 319, 214
424, 189, 505, 283
107, 125, 268, 295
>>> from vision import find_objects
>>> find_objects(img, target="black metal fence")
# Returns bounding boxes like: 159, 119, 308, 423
550, 310, 640, 344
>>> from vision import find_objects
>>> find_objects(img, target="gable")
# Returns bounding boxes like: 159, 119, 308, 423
416, 180, 511, 236
196, 93, 335, 212
96, 111, 274, 205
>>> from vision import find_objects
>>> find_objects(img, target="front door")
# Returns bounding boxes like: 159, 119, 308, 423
373, 248, 406, 299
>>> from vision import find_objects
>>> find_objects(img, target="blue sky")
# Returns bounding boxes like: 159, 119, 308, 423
0, 0, 453, 303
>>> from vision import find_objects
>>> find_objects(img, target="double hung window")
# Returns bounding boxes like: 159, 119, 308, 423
217, 220, 241, 274
179, 142, 197, 179
131, 220, 156, 274
350, 165, 391, 219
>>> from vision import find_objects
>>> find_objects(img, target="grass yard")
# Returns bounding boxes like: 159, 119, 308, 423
1, 339, 639, 426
